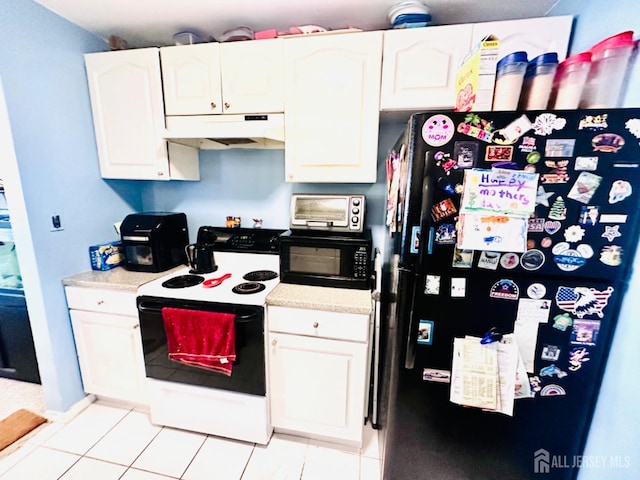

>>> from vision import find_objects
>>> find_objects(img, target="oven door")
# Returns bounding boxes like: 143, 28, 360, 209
137, 296, 266, 396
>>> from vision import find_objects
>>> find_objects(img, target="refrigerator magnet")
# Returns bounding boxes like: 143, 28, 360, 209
450, 277, 466, 297
592, 133, 624, 153
539, 364, 568, 378
535, 186, 554, 207
540, 384, 566, 396
547, 196, 567, 220
492, 114, 533, 144
422, 114, 455, 147
520, 249, 545, 271
563, 225, 586, 243
499, 252, 519, 269
575, 156, 599, 171
410, 226, 421, 254
544, 220, 562, 235
417, 320, 434, 345
600, 245, 623, 266
602, 225, 622, 242
527, 283, 547, 299
431, 198, 457, 221
422, 368, 450, 383
578, 206, 600, 226
453, 141, 478, 168
532, 113, 567, 136
478, 251, 500, 270
485, 145, 513, 162
625, 117, 640, 137
452, 248, 474, 268
608, 180, 633, 203
568, 346, 591, 372
545, 138, 576, 158
552, 313, 573, 332
570, 320, 601, 346
435, 224, 457, 245
541, 344, 561, 362
424, 275, 441, 295
555, 286, 613, 319
578, 113, 608, 130
541, 159, 570, 184
489, 279, 519, 300
519, 137, 537, 155
528, 217, 545, 233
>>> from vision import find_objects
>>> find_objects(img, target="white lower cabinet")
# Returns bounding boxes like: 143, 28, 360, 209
267, 306, 370, 447
65, 287, 148, 405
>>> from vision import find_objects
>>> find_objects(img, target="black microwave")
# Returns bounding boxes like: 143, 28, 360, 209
279, 230, 372, 290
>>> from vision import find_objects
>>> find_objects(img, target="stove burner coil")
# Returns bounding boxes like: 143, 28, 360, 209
243, 270, 278, 282
161, 274, 205, 289
232, 282, 266, 295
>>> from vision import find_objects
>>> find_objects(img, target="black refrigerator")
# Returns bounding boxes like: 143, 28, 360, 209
378, 108, 640, 479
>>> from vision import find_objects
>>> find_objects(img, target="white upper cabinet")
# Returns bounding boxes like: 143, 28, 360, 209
283, 31, 383, 183
380, 24, 473, 111
220, 39, 284, 114
161, 43, 223, 115
471, 16, 574, 63
161, 40, 284, 115
85, 48, 198, 180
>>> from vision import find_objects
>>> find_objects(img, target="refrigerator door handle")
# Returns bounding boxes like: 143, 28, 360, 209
417, 159, 433, 270
404, 277, 419, 369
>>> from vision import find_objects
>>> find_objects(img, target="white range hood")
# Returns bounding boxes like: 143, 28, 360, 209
163, 113, 285, 150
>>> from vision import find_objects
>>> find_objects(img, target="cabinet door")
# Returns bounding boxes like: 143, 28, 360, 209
85, 48, 170, 180
269, 331, 368, 445
284, 31, 383, 183
471, 16, 573, 63
161, 43, 223, 115
380, 24, 473, 111
220, 39, 284, 114
70, 310, 148, 405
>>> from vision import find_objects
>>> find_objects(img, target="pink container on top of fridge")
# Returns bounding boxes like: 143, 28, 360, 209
548, 52, 592, 109
580, 30, 636, 108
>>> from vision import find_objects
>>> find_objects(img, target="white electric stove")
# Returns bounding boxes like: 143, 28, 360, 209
135, 227, 285, 445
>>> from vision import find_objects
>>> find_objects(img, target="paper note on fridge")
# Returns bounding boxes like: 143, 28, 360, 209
457, 213, 528, 252
460, 168, 539, 215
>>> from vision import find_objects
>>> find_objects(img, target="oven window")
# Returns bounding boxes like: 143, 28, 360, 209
289, 246, 341, 275
294, 198, 348, 222
126, 245, 153, 265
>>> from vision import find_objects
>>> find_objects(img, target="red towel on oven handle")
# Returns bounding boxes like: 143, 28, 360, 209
161, 307, 236, 376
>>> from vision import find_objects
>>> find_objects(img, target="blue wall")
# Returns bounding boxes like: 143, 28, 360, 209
548, 2, 640, 479
0, 1, 143, 411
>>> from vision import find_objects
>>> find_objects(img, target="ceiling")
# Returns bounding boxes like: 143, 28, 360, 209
32, 0, 560, 48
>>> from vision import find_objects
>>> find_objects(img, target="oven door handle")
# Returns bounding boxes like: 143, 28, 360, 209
137, 302, 258, 322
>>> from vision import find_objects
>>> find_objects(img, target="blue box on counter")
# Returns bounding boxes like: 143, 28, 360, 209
89, 241, 124, 271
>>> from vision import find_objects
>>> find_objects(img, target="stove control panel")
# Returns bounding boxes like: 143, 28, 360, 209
197, 227, 286, 253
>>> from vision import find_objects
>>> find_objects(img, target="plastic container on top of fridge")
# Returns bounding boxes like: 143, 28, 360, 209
580, 31, 636, 108
548, 52, 592, 109
492, 51, 528, 111
518, 52, 559, 110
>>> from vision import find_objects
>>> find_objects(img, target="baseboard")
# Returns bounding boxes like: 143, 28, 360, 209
43, 394, 96, 424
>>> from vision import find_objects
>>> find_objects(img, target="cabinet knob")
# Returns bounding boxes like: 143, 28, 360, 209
271, 339, 277, 346
210, 102, 217, 109
224, 102, 230, 110
157, 171, 164, 176
313, 322, 319, 328
97, 300, 104, 305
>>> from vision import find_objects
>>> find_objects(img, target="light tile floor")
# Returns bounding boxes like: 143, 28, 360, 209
0, 401, 381, 480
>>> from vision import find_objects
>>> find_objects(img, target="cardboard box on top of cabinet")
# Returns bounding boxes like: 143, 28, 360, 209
454, 35, 499, 112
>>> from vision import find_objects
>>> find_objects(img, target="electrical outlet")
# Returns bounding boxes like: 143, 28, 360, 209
50, 213, 64, 232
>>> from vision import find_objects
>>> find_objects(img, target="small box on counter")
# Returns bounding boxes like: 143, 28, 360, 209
454, 35, 500, 112
89, 241, 124, 271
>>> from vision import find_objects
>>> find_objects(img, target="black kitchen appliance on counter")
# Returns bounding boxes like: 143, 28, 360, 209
120, 212, 188, 273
